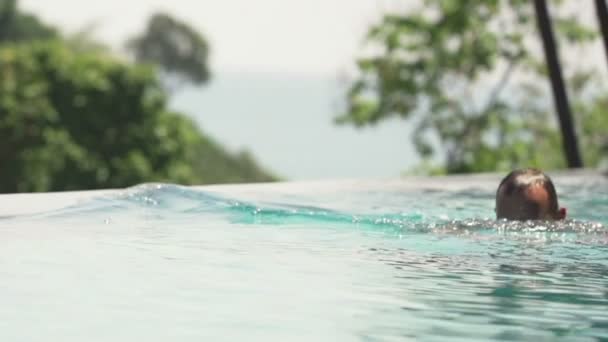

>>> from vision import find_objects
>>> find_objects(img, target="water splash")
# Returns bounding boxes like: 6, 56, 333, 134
3, 183, 604, 242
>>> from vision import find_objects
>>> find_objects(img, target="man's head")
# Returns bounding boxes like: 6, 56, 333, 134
495, 168, 566, 221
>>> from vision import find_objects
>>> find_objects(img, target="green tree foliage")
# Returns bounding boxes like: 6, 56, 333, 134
0, 1, 276, 193
570, 72, 608, 168
63, 23, 112, 55
193, 141, 278, 184
0, 0, 57, 42
338, 0, 606, 173
127, 13, 211, 92
0, 42, 275, 193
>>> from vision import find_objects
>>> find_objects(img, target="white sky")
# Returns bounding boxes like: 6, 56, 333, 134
18, 0, 608, 179
21, 0, 607, 76
20, 0, 404, 76
19, 0, 420, 180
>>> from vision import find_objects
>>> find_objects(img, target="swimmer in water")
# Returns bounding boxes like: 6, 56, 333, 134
496, 168, 567, 221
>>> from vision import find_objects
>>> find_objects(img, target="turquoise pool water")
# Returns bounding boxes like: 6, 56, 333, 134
0, 175, 607, 341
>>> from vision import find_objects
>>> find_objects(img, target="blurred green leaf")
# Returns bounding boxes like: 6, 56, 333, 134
126, 12, 211, 92
0, 41, 276, 193
339, 0, 604, 174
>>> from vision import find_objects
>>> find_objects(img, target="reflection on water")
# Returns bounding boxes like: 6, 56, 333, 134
0, 179, 606, 341
372, 244, 608, 340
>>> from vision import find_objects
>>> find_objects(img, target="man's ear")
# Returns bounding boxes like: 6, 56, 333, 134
558, 207, 567, 220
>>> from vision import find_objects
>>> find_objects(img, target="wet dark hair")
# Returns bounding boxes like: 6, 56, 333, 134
496, 168, 559, 219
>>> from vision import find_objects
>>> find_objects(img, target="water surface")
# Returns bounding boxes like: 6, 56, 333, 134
0, 175, 607, 341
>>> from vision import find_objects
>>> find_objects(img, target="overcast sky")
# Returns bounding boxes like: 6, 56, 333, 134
21, 1, 607, 75
20, 0, 406, 75
19, 0, 420, 180
18, 0, 608, 180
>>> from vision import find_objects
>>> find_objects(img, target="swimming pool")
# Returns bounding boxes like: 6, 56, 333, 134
0, 171, 606, 341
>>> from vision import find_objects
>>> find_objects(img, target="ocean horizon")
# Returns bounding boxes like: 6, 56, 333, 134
171, 71, 418, 181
